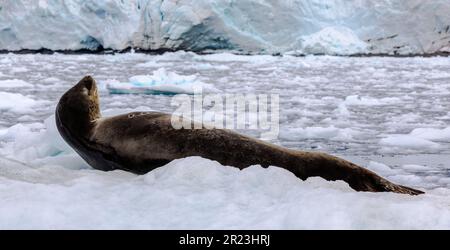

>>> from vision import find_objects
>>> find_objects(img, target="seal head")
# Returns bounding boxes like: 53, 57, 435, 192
56, 76, 99, 138
56, 76, 121, 171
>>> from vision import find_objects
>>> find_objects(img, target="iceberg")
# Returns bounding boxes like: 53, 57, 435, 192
1, 0, 450, 55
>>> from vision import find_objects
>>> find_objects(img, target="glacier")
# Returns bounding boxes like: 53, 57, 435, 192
1, 0, 450, 55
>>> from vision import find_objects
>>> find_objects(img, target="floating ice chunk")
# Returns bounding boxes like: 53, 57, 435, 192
410, 127, 450, 142
367, 161, 393, 174
0, 123, 35, 143
335, 103, 350, 117
366, 161, 405, 177
147, 51, 196, 62
0, 92, 40, 113
279, 126, 357, 141
299, 27, 368, 55
191, 63, 230, 71
196, 53, 278, 64
41, 77, 61, 84
135, 61, 167, 68
106, 68, 218, 95
379, 135, 440, 150
10, 67, 29, 74
402, 164, 431, 172
344, 95, 401, 106
0, 123, 47, 162
0, 115, 77, 166
380, 127, 450, 152
42, 115, 75, 155
0, 79, 33, 88
389, 113, 422, 124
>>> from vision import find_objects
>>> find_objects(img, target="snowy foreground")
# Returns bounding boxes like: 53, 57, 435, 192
0, 52, 450, 229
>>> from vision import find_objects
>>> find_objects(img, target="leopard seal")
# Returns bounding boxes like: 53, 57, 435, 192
55, 76, 423, 195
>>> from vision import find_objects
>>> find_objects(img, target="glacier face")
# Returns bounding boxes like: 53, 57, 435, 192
1, 0, 450, 55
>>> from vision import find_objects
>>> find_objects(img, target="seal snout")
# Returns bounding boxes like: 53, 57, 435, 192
79, 75, 96, 91
76, 75, 98, 98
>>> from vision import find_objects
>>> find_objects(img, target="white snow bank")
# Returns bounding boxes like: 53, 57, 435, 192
0, 79, 33, 88
299, 27, 368, 55
106, 68, 218, 95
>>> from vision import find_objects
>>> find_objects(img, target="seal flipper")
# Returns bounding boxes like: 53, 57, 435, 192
286, 151, 424, 195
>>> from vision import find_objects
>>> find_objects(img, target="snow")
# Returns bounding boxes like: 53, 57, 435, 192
1, 52, 450, 229
106, 68, 218, 95
1, 0, 450, 55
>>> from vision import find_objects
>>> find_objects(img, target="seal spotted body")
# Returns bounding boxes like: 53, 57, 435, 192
56, 76, 423, 195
